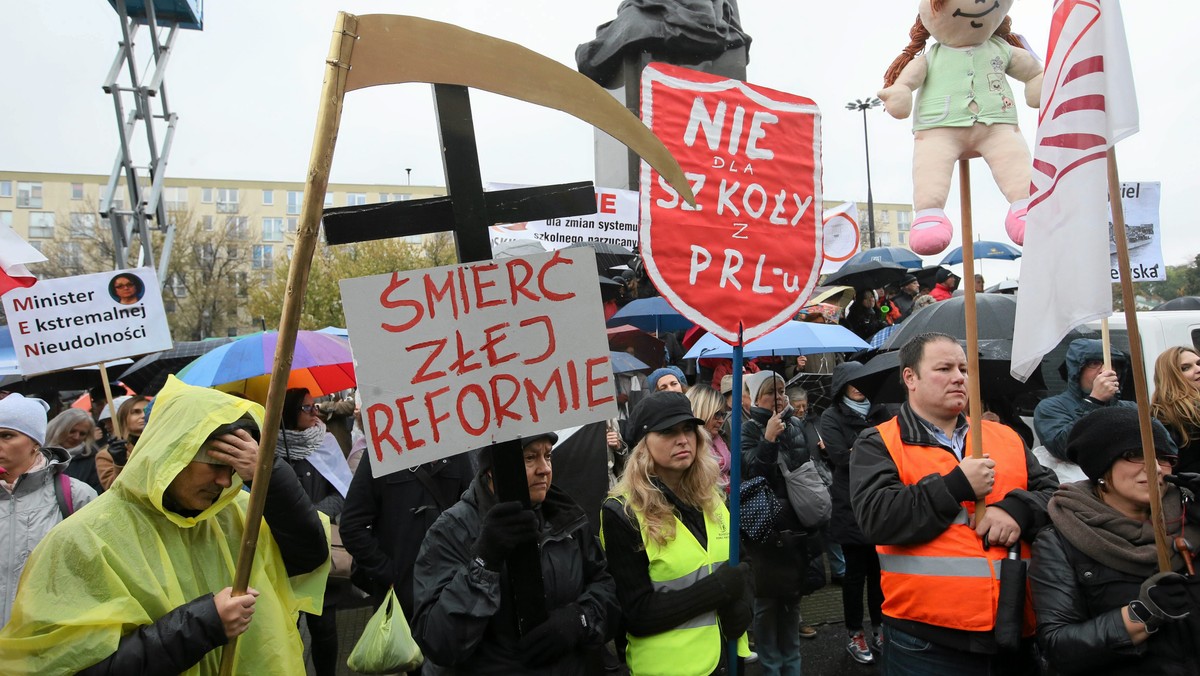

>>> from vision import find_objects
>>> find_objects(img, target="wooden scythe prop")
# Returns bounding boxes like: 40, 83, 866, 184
219, 12, 694, 673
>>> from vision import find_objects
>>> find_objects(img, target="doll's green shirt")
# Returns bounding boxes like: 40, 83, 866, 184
914, 36, 1019, 131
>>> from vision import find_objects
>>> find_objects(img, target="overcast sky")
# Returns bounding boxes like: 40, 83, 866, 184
5, 1, 1197, 281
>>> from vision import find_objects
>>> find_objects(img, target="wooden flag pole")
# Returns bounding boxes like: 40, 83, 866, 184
218, 13, 358, 675
1107, 147, 1171, 572
98, 365, 123, 439
1101, 318, 1112, 371
958, 160, 986, 520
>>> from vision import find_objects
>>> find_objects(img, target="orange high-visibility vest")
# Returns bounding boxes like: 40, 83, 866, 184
874, 417, 1036, 635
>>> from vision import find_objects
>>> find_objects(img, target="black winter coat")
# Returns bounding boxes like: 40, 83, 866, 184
819, 401, 874, 546
412, 477, 618, 675
1031, 526, 1200, 675
741, 405, 819, 600
340, 455, 473, 616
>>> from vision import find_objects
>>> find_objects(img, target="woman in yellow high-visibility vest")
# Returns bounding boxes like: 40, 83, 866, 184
601, 390, 752, 675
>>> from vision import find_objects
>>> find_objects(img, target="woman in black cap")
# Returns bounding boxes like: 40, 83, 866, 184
601, 390, 753, 675
412, 433, 618, 675
1030, 407, 1200, 675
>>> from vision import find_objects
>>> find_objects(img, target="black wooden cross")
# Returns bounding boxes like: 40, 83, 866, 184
323, 84, 600, 632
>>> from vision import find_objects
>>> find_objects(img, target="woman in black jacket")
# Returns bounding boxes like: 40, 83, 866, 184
279, 388, 354, 676
841, 288, 889, 342
741, 370, 822, 674
819, 362, 886, 665
1030, 408, 1200, 675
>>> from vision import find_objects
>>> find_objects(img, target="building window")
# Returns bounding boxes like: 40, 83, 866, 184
163, 186, 189, 212
286, 217, 299, 233
287, 191, 302, 215
216, 188, 240, 213
101, 186, 124, 210
398, 193, 412, 201
898, 232, 907, 245
69, 212, 96, 237
0, 211, 11, 229
17, 182, 43, 209
195, 243, 216, 267
324, 192, 334, 207
29, 212, 55, 238
227, 245, 240, 259
71, 183, 84, 200
347, 192, 367, 206
253, 245, 274, 269
57, 243, 83, 270
202, 215, 214, 231
878, 210, 889, 224
0, 181, 11, 198
378, 193, 390, 202
201, 187, 213, 203
877, 232, 892, 246
897, 210, 911, 232
262, 189, 274, 206
166, 272, 187, 298
262, 217, 284, 242
225, 216, 249, 239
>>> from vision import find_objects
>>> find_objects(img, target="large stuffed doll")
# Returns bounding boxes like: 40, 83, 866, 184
878, 0, 1042, 255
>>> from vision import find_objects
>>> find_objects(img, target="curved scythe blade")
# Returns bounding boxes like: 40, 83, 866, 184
344, 14, 695, 206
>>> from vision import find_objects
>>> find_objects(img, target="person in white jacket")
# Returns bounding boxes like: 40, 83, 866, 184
0, 394, 97, 627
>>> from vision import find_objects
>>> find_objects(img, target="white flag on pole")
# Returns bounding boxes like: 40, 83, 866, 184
1010, 0, 1138, 381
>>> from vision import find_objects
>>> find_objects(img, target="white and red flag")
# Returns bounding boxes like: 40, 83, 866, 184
0, 227, 44, 297
1011, 0, 1138, 381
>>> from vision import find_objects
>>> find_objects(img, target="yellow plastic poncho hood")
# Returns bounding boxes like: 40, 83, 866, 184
0, 377, 329, 674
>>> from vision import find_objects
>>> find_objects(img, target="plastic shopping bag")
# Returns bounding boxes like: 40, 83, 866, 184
346, 588, 423, 674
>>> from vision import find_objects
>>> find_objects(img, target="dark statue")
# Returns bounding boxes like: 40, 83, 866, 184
576, 0, 752, 84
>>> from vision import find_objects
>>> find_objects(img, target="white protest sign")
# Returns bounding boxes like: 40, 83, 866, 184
1108, 181, 1163, 282
4, 267, 172, 375
341, 248, 618, 476
489, 184, 638, 252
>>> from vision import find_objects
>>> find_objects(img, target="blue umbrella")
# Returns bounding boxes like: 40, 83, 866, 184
609, 351, 650, 374
940, 240, 1022, 266
607, 297, 694, 334
844, 246, 923, 269
683, 321, 868, 359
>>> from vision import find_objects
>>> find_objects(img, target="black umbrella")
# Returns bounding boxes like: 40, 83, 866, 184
118, 337, 237, 396
882, 294, 1018, 350
913, 265, 948, 292
1152, 296, 1200, 311
822, 260, 909, 290
0, 363, 133, 396
848, 340, 1046, 404
574, 241, 636, 272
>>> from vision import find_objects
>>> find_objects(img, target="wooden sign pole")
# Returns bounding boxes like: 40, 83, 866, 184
218, 13, 358, 675
1108, 148, 1171, 571
958, 160, 986, 520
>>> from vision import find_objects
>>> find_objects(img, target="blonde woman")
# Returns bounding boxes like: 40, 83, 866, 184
1151, 346, 1200, 474
600, 390, 751, 675
686, 384, 731, 489
94, 395, 149, 490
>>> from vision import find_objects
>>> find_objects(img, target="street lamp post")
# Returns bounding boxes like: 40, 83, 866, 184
846, 97, 882, 249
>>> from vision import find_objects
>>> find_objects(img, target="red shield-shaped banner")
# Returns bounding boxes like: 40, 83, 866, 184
640, 63, 822, 344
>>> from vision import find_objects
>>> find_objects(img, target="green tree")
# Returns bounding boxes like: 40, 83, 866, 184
248, 232, 459, 330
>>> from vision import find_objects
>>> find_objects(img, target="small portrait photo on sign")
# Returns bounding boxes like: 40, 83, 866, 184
109, 273, 145, 305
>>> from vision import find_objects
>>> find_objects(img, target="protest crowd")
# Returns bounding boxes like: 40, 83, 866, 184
0, 255, 1197, 676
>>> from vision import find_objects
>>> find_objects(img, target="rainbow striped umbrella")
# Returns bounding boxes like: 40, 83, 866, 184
177, 330, 355, 403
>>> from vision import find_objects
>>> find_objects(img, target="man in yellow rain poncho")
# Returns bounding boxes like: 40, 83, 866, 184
0, 376, 330, 674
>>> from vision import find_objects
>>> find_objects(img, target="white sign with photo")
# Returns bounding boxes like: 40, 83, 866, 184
4, 267, 173, 375
341, 248, 618, 476
1109, 181, 1163, 282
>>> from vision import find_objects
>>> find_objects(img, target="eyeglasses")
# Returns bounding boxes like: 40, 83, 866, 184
299, 404, 317, 413
1119, 450, 1178, 468
712, 410, 728, 423
114, 283, 135, 290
